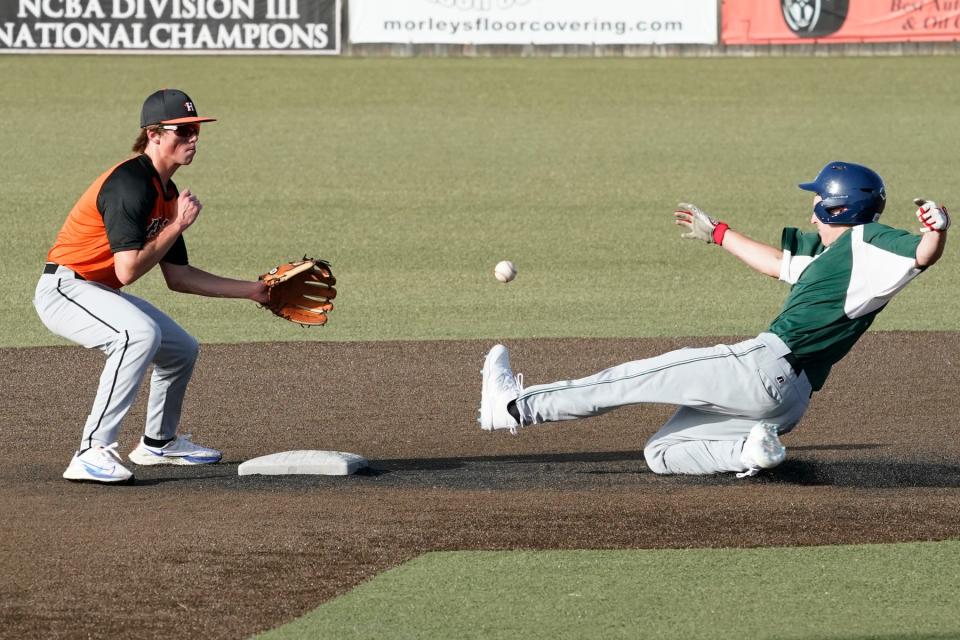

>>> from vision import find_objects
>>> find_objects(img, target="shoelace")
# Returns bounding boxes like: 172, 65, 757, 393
98, 442, 124, 462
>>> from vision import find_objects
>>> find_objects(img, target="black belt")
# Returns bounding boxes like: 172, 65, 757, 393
43, 263, 85, 280
783, 352, 803, 375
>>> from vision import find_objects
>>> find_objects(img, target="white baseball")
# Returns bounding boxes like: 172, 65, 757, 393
494, 260, 517, 283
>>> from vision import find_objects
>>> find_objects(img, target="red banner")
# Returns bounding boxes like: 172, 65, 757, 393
723, 0, 960, 44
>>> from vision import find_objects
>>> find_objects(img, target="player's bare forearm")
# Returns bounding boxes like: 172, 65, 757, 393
673, 203, 781, 278
161, 263, 268, 302
113, 224, 185, 286
720, 229, 783, 278
916, 228, 947, 268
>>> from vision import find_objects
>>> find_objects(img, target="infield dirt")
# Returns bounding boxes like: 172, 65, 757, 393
2, 333, 959, 639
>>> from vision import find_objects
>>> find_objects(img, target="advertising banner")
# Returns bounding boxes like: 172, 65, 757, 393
0, 0, 340, 54
724, 0, 960, 44
349, 0, 718, 45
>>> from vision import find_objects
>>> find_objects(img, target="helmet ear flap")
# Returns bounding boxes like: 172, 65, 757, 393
812, 201, 841, 224
874, 185, 887, 215
801, 161, 885, 225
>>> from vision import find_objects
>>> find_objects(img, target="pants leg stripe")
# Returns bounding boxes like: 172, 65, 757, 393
84, 330, 130, 452
518, 344, 765, 401
54, 278, 120, 334
54, 279, 130, 451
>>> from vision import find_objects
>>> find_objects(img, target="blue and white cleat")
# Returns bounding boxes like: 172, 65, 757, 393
63, 442, 134, 483
128, 434, 222, 466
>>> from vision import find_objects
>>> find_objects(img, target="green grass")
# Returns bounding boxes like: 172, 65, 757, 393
258, 541, 960, 640
2, 56, 959, 347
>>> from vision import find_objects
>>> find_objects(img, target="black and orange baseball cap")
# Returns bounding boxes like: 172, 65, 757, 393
140, 89, 217, 128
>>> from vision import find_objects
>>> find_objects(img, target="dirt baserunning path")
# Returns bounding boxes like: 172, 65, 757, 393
2, 333, 959, 639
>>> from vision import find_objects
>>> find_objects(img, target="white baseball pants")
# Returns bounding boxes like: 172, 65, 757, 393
34, 265, 198, 452
514, 333, 813, 475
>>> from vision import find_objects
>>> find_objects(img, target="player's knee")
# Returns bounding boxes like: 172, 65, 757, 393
180, 335, 200, 365
643, 441, 671, 475
162, 333, 199, 369
125, 325, 162, 359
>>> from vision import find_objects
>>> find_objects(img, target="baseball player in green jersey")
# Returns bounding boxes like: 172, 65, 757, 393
479, 161, 950, 477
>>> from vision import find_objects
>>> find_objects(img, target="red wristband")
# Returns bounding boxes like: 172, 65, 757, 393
713, 222, 730, 245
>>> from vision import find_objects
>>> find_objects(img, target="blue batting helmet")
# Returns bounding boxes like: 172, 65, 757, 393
798, 161, 886, 225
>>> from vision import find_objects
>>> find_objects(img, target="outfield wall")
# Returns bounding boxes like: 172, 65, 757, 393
5, 0, 960, 56
343, 0, 960, 57
342, 40, 960, 58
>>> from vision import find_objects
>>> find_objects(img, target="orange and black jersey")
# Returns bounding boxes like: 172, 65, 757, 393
47, 154, 188, 289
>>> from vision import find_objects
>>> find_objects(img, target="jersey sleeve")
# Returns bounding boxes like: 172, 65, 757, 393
97, 170, 157, 253
844, 224, 923, 318
861, 223, 923, 259
779, 227, 823, 284
161, 235, 189, 265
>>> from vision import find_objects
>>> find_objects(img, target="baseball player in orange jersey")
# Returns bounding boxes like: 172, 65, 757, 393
33, 89, 271, 484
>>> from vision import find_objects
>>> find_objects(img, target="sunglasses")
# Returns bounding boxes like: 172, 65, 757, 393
161, 123, 201, 138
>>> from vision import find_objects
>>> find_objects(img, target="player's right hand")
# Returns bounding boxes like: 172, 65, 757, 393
914, 198, 950, 232
675, 202, 719, 244
177, 188, 202, 230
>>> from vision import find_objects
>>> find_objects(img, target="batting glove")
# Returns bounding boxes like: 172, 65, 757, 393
675, 203, 730, 245
914, 198, 950, 232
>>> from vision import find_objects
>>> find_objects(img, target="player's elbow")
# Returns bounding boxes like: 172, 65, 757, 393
113, 263, 138, 286
162, 265, 196, 294
165, 277, 190, 293
915, 241, 946, 269
112, 250, 142, 286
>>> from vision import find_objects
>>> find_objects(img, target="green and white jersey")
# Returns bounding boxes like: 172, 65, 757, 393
768, 222, 922, 391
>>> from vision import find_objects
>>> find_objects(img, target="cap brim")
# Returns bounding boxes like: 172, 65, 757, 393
159, 116, 217, 125
797, 181, 818, 192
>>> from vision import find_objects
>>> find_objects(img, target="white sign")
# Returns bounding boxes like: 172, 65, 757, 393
349, 0, 717, 45
0, 0, 341, 54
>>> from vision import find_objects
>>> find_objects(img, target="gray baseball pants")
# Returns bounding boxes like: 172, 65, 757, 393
34, 265, 198, 452
513, 333, 813, 475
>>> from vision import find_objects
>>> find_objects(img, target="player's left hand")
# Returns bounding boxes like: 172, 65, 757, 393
675, 203, 721, 244
914, 198, 950, 232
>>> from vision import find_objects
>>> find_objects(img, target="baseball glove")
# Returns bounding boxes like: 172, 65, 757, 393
259, 257, 337, 326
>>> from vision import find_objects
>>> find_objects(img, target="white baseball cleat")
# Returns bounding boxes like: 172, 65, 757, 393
479, 344, 523, 434
128, 434, 222, 466
63, 442, 134, 484
737, 423, 786, 478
